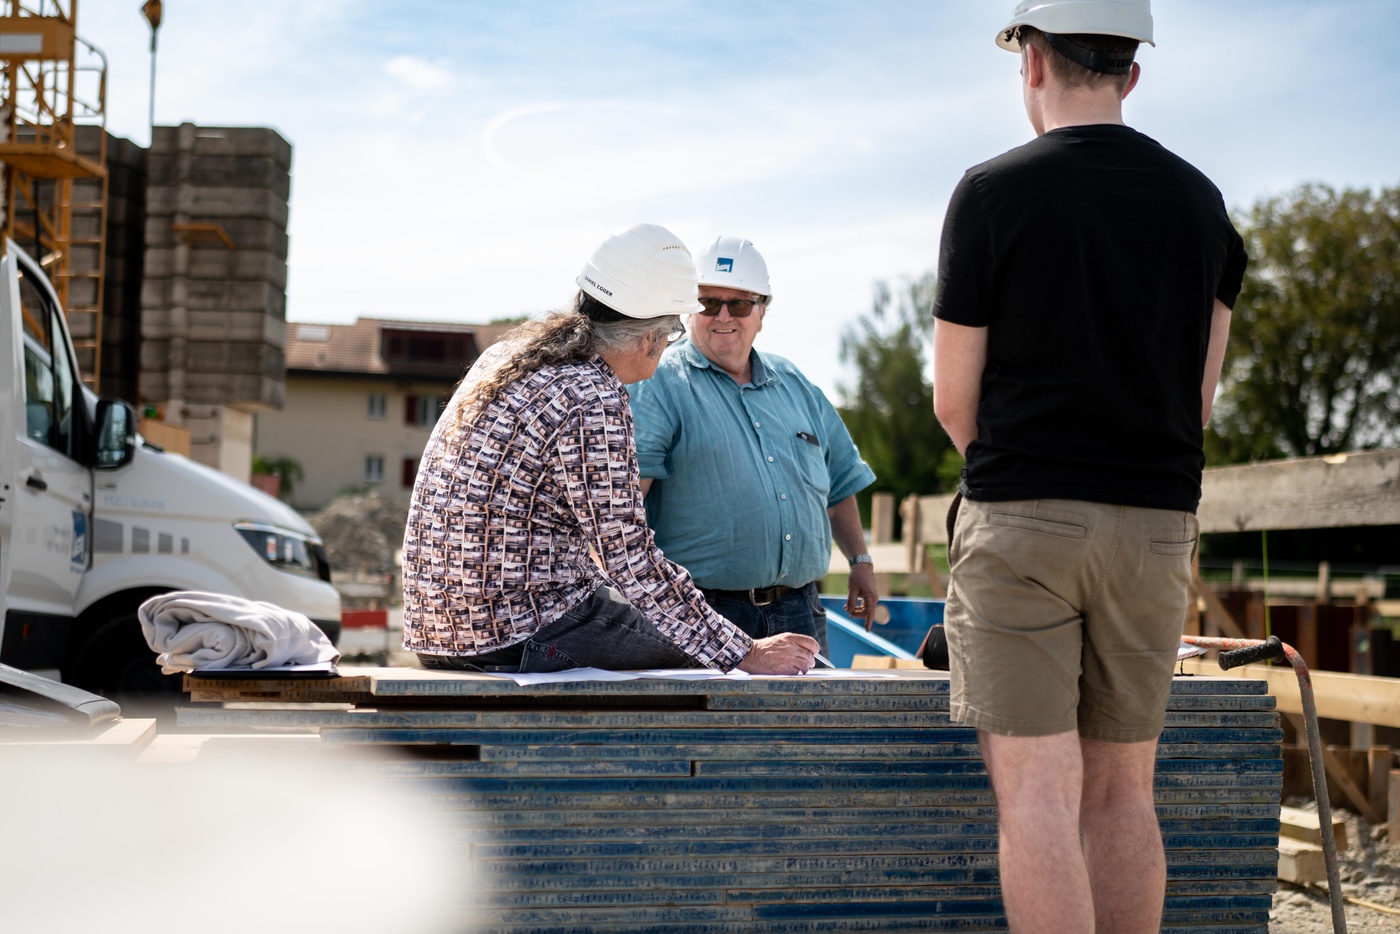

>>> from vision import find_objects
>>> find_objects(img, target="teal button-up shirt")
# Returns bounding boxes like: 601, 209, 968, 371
628, 340, 875, 591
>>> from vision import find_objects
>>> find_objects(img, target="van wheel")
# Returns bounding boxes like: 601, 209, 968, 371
68, 613, 184, 704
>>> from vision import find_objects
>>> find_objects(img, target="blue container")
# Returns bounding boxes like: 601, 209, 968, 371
820, 595, 946, 665
823, 613, 916, 668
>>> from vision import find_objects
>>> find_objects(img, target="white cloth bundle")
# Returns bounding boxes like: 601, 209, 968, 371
138, 591, 340, 674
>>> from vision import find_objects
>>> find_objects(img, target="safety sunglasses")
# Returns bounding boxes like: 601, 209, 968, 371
697, 297, 760, 318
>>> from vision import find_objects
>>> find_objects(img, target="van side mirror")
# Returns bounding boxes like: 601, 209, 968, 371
94, 399, 137, 470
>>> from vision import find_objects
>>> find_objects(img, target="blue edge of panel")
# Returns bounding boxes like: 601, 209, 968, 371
822, 595, 941, 665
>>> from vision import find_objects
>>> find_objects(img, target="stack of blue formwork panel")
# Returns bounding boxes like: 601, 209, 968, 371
181, 670, 1281, 933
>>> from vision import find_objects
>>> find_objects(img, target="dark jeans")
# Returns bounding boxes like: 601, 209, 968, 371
417, 585, 701, 673
701, 581, 828, 656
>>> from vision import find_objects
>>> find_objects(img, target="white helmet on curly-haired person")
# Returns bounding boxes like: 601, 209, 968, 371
577, 223, 703, 319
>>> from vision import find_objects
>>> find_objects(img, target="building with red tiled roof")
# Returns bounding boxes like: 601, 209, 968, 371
254, 317, 516, 510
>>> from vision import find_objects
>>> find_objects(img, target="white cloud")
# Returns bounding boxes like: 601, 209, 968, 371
383, 55, 453, 92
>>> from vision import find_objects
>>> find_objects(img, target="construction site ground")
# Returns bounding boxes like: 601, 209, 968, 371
1264, 804, 1400, 933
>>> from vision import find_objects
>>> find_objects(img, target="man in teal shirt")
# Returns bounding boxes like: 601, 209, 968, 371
629, 235, 878, 653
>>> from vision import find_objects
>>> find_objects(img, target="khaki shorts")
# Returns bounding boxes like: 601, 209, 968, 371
945, 498, 1198, 742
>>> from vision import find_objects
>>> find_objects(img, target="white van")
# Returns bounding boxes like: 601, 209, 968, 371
0, 240, 340, 697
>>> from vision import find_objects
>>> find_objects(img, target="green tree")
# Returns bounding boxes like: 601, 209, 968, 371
837, 273, 952, 532
1207, 184, 1400, 463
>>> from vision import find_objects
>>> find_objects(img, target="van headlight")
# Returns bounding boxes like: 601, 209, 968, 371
234, 522, 323, 578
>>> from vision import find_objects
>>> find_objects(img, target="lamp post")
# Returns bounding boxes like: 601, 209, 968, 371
141, 1, 162, 144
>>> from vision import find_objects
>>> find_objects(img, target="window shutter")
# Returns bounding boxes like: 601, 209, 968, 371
405, 394, 419, 424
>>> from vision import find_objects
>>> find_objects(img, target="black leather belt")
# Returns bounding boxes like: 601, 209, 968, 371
699, 583, 806, 607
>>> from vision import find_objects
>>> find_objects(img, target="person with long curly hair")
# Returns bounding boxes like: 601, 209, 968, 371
401, 223, 819, 676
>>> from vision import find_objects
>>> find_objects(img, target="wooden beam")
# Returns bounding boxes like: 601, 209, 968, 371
1370, 747, 1393, 824
1277, 837, 1326, 884
870, 493, 896, 544
1191, 569, 1246, 639
827, 541, 912, 576
1307, 731, 1383, 824
900, 495, 923, 573
1390, 770, 1400, 844
1279, 805, 1347, 851
912, 493, 959, 546
1197, 448, 1400, 533
1177, 660, 1400, 729
908, 450, 1400, 543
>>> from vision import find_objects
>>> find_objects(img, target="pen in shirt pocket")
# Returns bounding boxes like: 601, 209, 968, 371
796, 431, 819, 446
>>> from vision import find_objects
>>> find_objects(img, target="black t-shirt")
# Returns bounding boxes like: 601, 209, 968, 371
932, 124, 1247, 512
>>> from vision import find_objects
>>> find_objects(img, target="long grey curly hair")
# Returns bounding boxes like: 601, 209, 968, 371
445, 291, 680, 435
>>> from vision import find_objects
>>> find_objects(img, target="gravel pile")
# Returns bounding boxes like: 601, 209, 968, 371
309, 489, 409, 580
1269, 802, 1400, 933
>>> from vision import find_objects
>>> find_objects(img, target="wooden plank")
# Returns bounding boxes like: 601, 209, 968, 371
1176, 658, 1400, 728
1196, 448, 1400, 533
907, 449, 1400, 547
850, 655, 925, 669
871, 492, 896, 544
322, 726, 972, 747
912, 493, 959, 545
1371, 747, 1394, 823
477, 743, 982, 763
1311, 727, 1383, 824
195, 666, 1279, 700
0, 717, 157, 755
1391, 769, 1400, 844
827, 541, 912, 575
134, 732, 321, 764
444, 802, 1274, 830
1278, 805, 1346, 851
1192, 569, 1247, 639
180, 707, 982, 730
1276, 837, 1326, 884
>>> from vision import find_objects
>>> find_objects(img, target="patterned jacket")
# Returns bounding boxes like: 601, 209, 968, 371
401, 344, 754, 671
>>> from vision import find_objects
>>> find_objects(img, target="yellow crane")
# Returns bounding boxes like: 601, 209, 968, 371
0, 0, 107, 388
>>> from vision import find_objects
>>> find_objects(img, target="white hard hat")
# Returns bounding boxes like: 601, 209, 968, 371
996, 0, 1155, 51
695, 235, 771, 300
576, 223, 703, 319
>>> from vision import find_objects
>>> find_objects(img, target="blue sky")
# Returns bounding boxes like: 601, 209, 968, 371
82, 1, 1400, 400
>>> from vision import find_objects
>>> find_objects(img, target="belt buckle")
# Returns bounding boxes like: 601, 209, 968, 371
748, 587, 775, 607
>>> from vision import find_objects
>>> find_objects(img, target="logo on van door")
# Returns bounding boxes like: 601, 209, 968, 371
71, 511, 87, 569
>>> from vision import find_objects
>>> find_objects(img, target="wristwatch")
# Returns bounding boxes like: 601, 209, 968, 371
848, 554, 874, 568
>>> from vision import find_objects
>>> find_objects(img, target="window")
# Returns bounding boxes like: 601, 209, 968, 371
364, 455, 385, 484
404, 394, 444, 427
402, 457, 418, 488
381, 330, 474, 366
19, 269, 79, 461
367, 392, 387, 419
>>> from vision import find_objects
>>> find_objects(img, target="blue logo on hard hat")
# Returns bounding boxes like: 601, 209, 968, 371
715, 257, 733, 273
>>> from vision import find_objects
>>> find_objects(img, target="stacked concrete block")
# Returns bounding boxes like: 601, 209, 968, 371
74, 127, 147, 404
140, 122, 291, 411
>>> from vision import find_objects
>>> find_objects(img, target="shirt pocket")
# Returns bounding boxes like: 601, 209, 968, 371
792, 433, 830, 498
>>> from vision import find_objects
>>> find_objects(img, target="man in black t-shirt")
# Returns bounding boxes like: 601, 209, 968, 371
931, 3, 1246, 932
